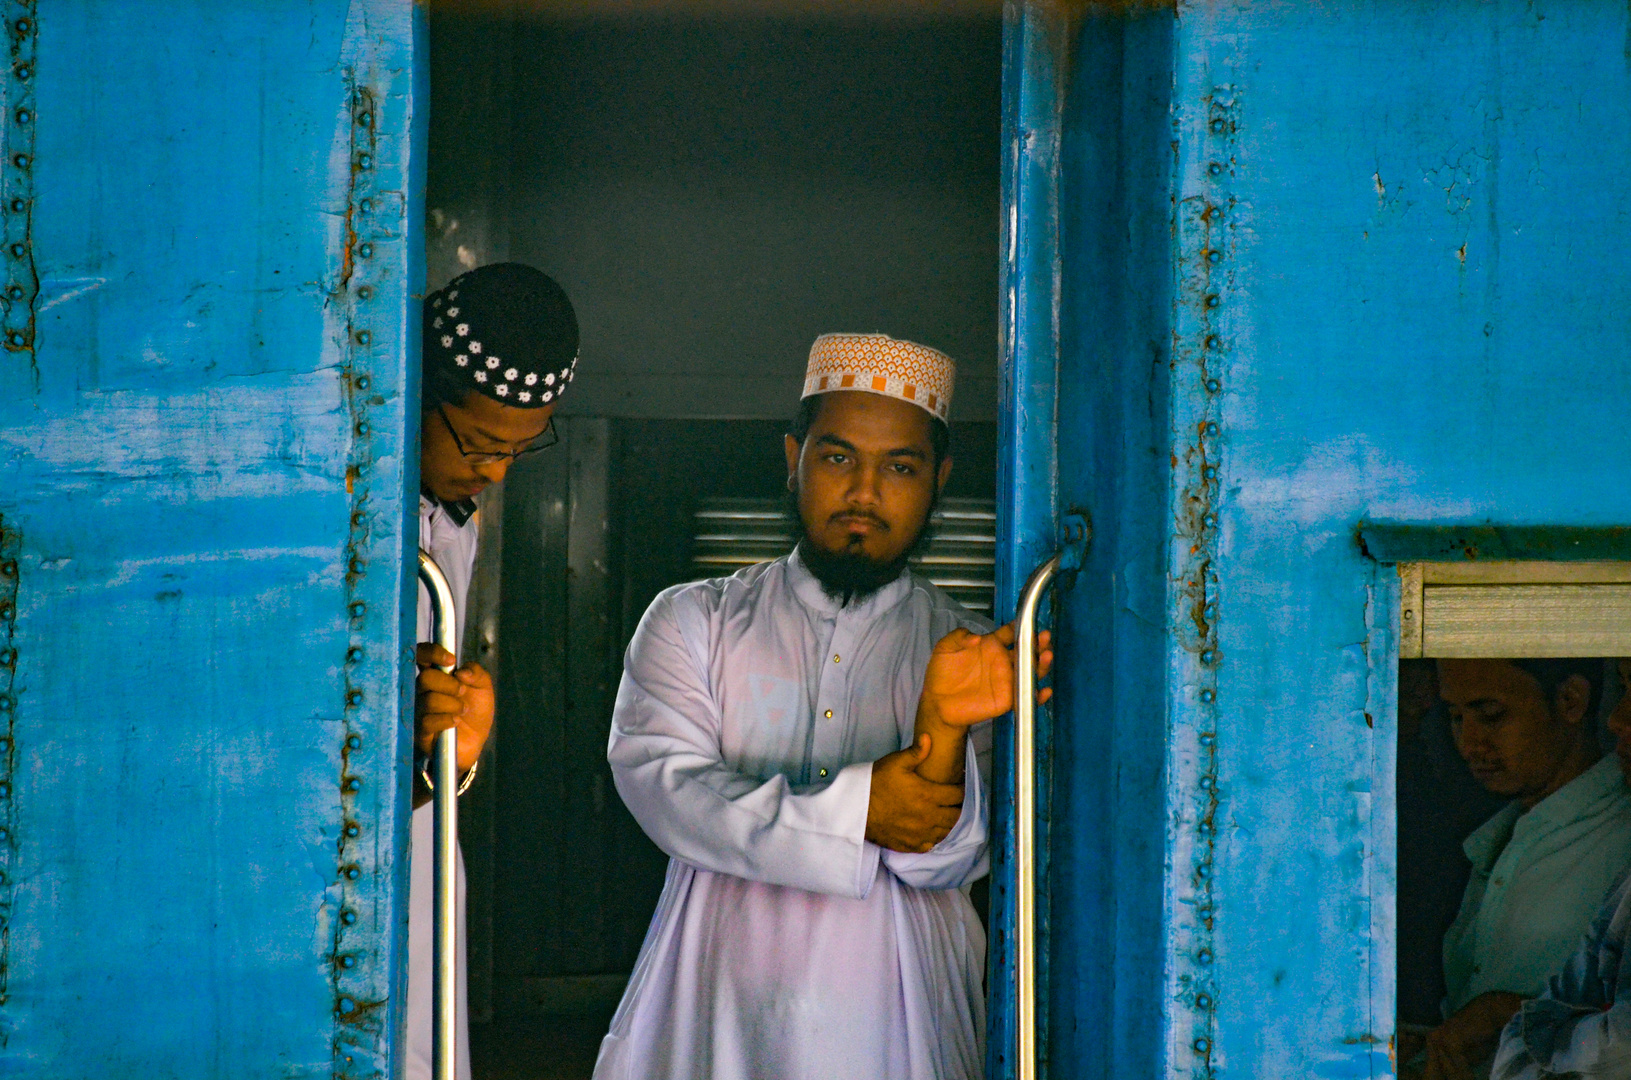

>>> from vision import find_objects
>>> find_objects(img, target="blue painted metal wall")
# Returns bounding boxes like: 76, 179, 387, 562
0, 2, 424, 1074
998, 1, 1631, 1076
989, 4, 1065, 1076
1053, 8, 1178, 1079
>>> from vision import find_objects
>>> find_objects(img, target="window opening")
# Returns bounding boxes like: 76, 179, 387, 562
1394, 561, 1631, 1077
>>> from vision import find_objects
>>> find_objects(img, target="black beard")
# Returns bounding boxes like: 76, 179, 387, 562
784, 480, 940, 605
795, 536, 911, 606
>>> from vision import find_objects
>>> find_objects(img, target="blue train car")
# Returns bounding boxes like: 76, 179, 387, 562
5, 1, 1629, 1077
0, 2, 424, 1074
992, 3, 1631, 1078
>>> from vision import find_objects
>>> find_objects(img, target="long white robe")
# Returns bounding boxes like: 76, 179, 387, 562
594, 548, 994, 1080
407, 495, 478, 1080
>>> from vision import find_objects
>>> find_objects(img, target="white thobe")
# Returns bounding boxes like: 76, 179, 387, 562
407, 495, 479, 1080
594, 549, 994, 1080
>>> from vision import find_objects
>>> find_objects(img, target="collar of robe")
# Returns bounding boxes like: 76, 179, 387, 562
785, 544, 913, 620
1464, 755, 1629, 869
421, 485, 478, 528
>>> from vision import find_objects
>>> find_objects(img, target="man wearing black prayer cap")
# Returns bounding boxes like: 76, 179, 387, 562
407, 262, 579, 1080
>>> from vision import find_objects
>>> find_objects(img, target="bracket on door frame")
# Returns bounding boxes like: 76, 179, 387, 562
1058, 512, 1091, 573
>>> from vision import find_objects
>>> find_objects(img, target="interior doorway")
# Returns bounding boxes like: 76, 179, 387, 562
425, 4, 1005, 1075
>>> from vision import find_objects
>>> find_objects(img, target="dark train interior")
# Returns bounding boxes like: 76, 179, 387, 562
425, 4, 1003, 1074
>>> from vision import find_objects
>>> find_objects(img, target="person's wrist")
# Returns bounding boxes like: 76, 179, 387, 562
915, 696, 957, 737
1477, 991, 1522, 1032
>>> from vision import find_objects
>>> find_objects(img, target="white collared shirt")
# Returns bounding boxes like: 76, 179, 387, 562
594, 548, 994, 1080
1445, 755, 1631, 1015
1492, 867, 1631, 1079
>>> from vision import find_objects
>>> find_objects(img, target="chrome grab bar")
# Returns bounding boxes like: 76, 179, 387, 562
1013, 553, 1059, 1080
417, 549, 459, 1080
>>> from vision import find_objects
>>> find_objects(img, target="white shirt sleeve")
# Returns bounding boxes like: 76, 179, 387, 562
607, 592, 880, 899
880, 724, 991, 890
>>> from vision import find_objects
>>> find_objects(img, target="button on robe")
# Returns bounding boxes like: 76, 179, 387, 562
594, 549, 994, 1080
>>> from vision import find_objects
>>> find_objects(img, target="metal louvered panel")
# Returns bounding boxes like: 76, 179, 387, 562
690, 499, 796, 578
690, 496, 997, 617
917, 500, 997, 616
1398, 561, 1631, 658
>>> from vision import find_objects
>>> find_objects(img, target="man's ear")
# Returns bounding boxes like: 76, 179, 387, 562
936, 454, 953, 495
784, 434, 800, 492
1556, 673, 1592, 725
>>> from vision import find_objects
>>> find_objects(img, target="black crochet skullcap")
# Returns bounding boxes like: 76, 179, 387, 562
423, 263, 579, 409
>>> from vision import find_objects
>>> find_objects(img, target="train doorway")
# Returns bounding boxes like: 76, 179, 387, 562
425, 3, 1004, 1075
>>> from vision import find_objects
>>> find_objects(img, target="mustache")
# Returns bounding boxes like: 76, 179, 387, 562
829, 510, 889, 530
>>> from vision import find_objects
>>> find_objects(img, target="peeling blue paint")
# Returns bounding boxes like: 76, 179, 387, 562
990, 4, 1068, 1077
999, 1, 1631, 1076
0, 2, 423, 1075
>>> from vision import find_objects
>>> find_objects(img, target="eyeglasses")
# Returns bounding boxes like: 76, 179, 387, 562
438, 403, 559, 465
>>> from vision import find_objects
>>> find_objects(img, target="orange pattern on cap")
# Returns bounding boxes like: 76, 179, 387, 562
802, 332, 957, 421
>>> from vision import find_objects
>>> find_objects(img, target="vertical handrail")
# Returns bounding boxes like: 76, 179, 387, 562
417, 549, 459, 1080
1014, 553, 1059, 1080
994, 2, 1067, 1067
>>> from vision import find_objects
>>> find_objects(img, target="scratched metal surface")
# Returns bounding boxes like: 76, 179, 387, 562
0, 2, 424, 1075
1050, 8, 1181, 1079
999, 1, 1631, 1077
989, 4, 1066, 1078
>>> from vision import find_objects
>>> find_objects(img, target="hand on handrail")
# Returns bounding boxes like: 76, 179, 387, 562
911, 624, 1055, 785
413, 642, 493, 808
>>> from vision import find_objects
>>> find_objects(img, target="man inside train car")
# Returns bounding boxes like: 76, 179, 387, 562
1490, 659, 1631, 1080
1403, 658, 1631, 1080
411, 262, 579, 1080
594, 333, 1052, 1080
1398, 660, 1508, 1028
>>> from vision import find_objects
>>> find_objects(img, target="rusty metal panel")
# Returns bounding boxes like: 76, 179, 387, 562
0, 1, 424, 1075
1001, 0, 1631, 1077
1179, 3, 1631, 1075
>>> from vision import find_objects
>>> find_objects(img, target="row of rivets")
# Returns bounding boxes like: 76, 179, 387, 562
1181, 87, 1239, 1076
1, 0, 37, 378
0, 5, 29, 997
333, 77, 383, 1068
0, 513, 19, 1005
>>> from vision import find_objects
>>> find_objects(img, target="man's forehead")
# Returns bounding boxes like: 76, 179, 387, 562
453, 391, 554, 440
808, 391, 935, 448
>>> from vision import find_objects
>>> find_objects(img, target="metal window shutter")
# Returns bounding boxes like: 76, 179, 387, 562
1399, 562, 1631, 657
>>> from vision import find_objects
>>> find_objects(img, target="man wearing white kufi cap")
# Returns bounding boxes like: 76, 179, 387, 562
595, 333, 1053, 1079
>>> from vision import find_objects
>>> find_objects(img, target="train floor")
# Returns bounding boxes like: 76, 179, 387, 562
472, 1010, 615, 1080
